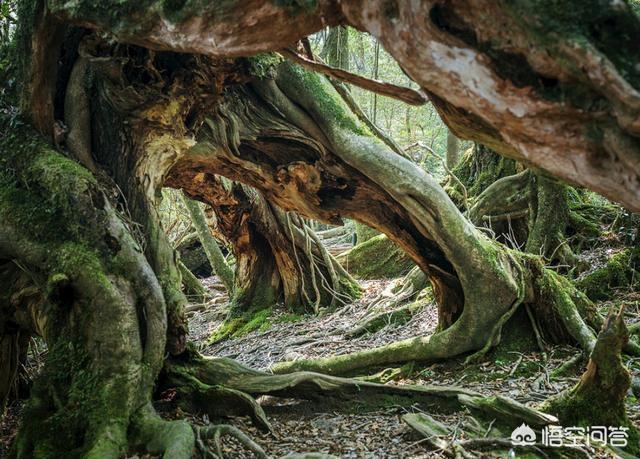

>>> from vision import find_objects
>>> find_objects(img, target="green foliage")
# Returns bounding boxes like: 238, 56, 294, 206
309, 27, 456, 177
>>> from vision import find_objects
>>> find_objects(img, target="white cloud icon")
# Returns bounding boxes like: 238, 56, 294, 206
511, 423, 536, 446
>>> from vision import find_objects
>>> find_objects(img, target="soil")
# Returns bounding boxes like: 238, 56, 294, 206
1, 243, 638, 459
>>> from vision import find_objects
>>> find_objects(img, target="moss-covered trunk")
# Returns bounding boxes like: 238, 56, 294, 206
0, 117, 193, 457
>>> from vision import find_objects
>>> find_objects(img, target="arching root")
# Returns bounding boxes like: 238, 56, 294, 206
344, 267, 429, 338
270, 260, 609, 376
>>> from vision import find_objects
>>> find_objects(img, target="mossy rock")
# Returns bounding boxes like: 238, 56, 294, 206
576, 248, 639, 301
337, 234, 415, 280
355, 222, 379, 243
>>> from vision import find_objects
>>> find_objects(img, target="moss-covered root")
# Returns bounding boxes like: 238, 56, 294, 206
541, 306, 639, 455
164, 352, 481, 414
178, 260, 208, 303
130, 403, 195, 459
131, 403, 269, 459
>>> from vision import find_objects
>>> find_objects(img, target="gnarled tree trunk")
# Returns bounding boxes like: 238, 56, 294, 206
168, 174, 359, 314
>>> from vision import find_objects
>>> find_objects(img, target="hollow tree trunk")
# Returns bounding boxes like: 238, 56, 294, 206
168, 174, 360, 315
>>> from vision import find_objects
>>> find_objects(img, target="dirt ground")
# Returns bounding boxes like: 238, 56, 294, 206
2, 269, 639, 458
180, 275, 640, 458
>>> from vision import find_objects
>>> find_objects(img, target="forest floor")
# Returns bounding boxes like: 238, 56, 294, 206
175, 275, 640, 458
2, 259, 639, 458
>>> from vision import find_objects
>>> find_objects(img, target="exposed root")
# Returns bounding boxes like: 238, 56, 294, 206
164, 352, 482, 417
457, 394, 557, 428
195, 424, 268, 459
403, 406, 590, 458
541, 305, 640, 454
164, 365, 272, 432
131, 403, 195, 459
344, 268, 429, 338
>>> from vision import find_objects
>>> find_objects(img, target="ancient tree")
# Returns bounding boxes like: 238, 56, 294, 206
1, 0, 640, 456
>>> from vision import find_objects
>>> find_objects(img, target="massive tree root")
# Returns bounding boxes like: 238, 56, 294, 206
7, 1, 640, 455
165, 59, 607, 375
0, 119, 175, 457
271, 258, 604, 376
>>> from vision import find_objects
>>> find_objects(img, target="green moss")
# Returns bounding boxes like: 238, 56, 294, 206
278, 61, 369, 136
576, 249, 639, 301
208, 307, 273, 343
246, 53, 283, 79
338, 234, 414, 279
17, 339, 128, 457
507, 0, 640, 91
276, 312, 305, 323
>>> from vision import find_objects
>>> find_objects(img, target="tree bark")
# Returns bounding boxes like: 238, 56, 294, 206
169, 175, 360, 315
45, 0, 640, 210
320, 26, 349, 71
445, 129, 460, 169
180, 193, 234, 294
164, 59, 602, 372
5, 1, 636, 453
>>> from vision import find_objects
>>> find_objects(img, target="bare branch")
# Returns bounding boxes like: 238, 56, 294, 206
279, 48, 427, 106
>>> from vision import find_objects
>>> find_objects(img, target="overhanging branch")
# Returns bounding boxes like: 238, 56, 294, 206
279, 48, 427, 106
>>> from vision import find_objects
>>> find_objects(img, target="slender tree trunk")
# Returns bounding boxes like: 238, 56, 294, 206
445, 129, 460, 169
180, 193, 234, 293
321, 26, 349, 71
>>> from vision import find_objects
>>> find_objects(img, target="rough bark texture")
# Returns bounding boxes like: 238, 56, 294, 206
5, 1, 638, 454
1, 118, 178, 457
542, 306, 640, 454
44, 0, 640, 210
169, 174, 359, 314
